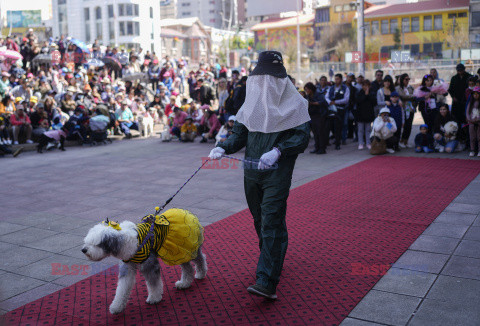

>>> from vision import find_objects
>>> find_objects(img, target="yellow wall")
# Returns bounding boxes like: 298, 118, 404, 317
364, 10, 468, 52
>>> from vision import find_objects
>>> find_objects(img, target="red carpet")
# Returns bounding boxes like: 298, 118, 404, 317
5, 157, 480, 326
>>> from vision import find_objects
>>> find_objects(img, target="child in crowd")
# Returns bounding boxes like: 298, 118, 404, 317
370, 107, 397, 154
415, 124, 435, 153
215, 115, 236, 145
387, 91, 404, 151
466, 86, 480, 157
37, 125, 69, 153
180, 116, 197, 142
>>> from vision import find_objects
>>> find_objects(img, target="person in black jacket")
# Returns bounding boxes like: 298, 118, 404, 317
195, 78, 215, 106
231, 76, 247, 115
305, 82, 328, 154
355, 79, 376, 150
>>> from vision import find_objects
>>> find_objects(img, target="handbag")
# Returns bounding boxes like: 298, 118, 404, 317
370, 137, 387, 155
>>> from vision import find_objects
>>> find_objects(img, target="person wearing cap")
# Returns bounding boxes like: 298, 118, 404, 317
414, 124, 435, 153
326, 73, 350, 150
448, 63, 472, 128
10, 105, 33, 144
215, 115, 236, 145
180, 116, 197, 142
370, 107, 398, 154
387, 91, 404, 151
115, 100, 138, 139
208, 51, 310, 299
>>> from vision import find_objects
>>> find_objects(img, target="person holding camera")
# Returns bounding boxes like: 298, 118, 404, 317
326, 74, 350, 150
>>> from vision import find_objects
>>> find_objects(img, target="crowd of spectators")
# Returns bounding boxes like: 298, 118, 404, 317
1, 30, 479, 159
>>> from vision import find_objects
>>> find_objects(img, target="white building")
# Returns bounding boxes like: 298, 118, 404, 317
177, 0, 245, 29
160, 0, 178, 19
51, 0, 162, 53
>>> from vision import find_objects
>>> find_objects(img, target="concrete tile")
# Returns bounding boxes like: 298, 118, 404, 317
373, 267, 437, 297
409, 299, 480, 326
0, 272, 46, 301
0, 283, 64, 312
0, 227, 59, 245
63, 222, 98, 237
422, 223, 468, 239
340, 318, 384, 326
0, 246, 53, 271
433, 212, 477, 226
6, 212, 66, 227
454, 239, 480, 259
35, 216, 94, 232
444, 203, 480, 215
393, 250, 449, 274
464, 226, 480, 241
474, 216, 480, 227
348, 290, 420, 326
15, 254, 89, 282
23, 233, 84, 254
0, 222, 29, 236
60, 245, 91, 260
441, 256, 480, 280
410, 235, 459, 255
426, 275, 480, 303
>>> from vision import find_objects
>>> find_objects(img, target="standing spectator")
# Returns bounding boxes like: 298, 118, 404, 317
5, 36, 19, 52
415, 74, 442, 132
448, 63, 472, 130
316, 75, 329, 95
177, 62, 187, 95
326, 73, 350, 150
370, 70, 384, 101
375, 75, 394, 117
231, 76, 247, 116
148, 59, 161, 91
216, 78, 229, 121
10, 106, 33, 144
466, 87, 480, 156
387, 92, 404, 151
396, 73, 415, 148
304, 82, 327, 154
115, 100, 138, 139
328, 65, 335, 82
196, 78, 215, 106
345, 73, 357, 143
355, 79, 376, 150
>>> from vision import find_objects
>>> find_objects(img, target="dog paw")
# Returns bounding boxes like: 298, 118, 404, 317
175, 280, 192, 289
195, 271, 207, 280
146, 295, 162, 304
109, 302, 125, 315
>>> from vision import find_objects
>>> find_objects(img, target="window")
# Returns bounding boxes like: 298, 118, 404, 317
95, 7, 102, 20
135, 22, 140, 36
150, 7, 153, 18
127, 21, 133, 35
343, 4, 350, 11
402, 17, 410, 33
85, 24, 91, 42
390, 19, 397, 34
96, 21, 102, 40
424, 43, 432, 53
119, 22, 125, 36
434, 15, 442, 30
209, 9, 215, 13
58, 0, 66, 4
411, 17, 419, 32
473, 12, 480, 27
109, 21, 115, 39
134, 4, 139, 16
84, 8, 90, 21
433, 42, 442, 54
458, 12, 467, 18
410, 44, 419, 55
448, 13, 457, 19
316, 8, 329, 23
364, 22, 370, 35
381, 20, 388, 34
126, 4, 132, 16
334, 5, 342, 12
118, 4, 124, 16
371, 21, 379, 35
182, 12, 191, 16
108, 5, 114, 18
423, 16, 432, 31
181, 3, 191, 6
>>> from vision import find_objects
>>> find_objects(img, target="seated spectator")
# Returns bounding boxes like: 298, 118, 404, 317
165, 95, 178, 117
171, 107, 187, 139
90, 109, 110, 131
0, 142, 23, 157
215, 115, 235, 145
0, 95, 16, 117
10, 106, 33, 144
27, 96, 38, 114
0, 72, 10, 97
61, 91, 76, 115
180, 116, 197, 142
67, 106, 89, 140
415, 124, 435, 153
370, 107, 397, 154
199, 107, 221, 143
387, 91, 404, 151
31, 102, 50, 138
433, 104, 458, 153
115, 100, 138, 139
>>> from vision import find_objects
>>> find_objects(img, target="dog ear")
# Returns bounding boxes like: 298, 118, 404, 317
99, 233, 122, 256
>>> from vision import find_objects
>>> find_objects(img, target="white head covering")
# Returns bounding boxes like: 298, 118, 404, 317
235, 75, 310, 133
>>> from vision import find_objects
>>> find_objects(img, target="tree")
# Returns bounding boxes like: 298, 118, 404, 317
393, 28, 401, 50
444, 22, 470, 59
334, 37, 356, 61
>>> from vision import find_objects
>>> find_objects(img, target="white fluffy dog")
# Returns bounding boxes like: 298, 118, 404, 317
137, 114, 154, 138
82, 208, 207, 314
444, 121, 458, 141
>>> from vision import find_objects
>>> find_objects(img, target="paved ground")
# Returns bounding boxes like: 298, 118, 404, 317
0, 117, 479, 325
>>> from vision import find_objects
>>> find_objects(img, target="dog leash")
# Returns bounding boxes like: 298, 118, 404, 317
221, 154, 259, 166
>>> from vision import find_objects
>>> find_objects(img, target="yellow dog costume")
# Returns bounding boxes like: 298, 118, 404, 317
106, 208, 204, 265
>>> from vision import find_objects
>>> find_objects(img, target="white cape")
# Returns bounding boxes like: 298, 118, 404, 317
235, 75, 310, 133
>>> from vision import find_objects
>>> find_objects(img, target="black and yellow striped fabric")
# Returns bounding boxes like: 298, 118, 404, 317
124, 220, 169, 264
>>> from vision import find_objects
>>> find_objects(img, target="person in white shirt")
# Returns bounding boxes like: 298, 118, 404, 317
370, 107, 398, 153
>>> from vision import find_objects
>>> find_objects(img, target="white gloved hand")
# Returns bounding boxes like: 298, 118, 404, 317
208, 147, 225, 160
258, 148, 281, 170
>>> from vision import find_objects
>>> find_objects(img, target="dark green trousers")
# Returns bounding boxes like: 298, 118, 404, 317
244, 176, 291, 292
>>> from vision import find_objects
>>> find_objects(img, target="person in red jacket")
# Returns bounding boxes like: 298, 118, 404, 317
199, 107, 221, 143
10, 106, 33, 144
